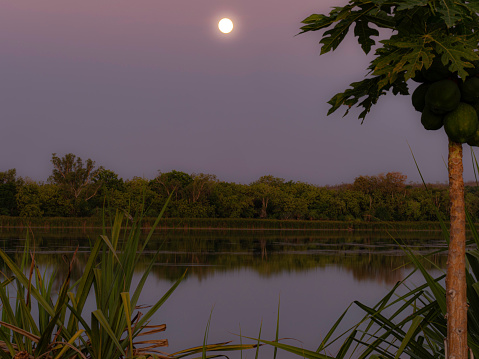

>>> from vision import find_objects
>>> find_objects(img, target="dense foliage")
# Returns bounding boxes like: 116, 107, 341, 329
1, 153, 477, 221
299, 0, 479, 122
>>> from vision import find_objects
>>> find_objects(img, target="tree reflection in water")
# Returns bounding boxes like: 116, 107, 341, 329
0, 228, 446, 290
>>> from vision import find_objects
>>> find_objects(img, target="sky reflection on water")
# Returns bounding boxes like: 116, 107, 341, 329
140, 266, 443, 358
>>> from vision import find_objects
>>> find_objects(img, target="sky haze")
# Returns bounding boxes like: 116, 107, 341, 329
1, 1, 474, 185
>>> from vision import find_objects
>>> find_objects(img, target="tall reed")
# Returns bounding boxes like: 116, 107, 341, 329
0, 196, 185, 358
0, 194, 260, 359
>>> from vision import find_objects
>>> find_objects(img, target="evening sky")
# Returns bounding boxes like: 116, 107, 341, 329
1, 0, 474, 185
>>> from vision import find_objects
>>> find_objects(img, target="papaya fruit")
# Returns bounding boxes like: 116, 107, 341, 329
411, 70, 427, 83
467, 130, 479, 146
421, 106, 443, 130
412, 83, 430, 112
444, 102, 478, 143
460, 77, 479, 103
422, 57, 452, 82
425, 79, 461, 114
471, 100, 479, 114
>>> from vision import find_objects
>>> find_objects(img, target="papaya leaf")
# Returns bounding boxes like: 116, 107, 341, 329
363, 9, 395, 29
299, 14, 337, 34
320, 22, 351, 55
437, 0, 465, 28
327, 76, 382, 117
460, 2, 479, 13
373, 36, 435, 83
354, 19, 379, 54
396, 0, 429, 11
432, 34, 479, 79
308, 3, 378, 54
318, 5, 375, 55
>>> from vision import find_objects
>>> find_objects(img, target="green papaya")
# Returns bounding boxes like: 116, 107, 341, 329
468, 101, 479, 146
425, 79, 461, 114
444, 102, 478, 143
422, 57, 452, 82
467, 130, 479, 146
421, 106, 443, 130
460, 77, 479, 103
412, 83, 430, 112
471, 100, 479, 113
411, 70, 427, 83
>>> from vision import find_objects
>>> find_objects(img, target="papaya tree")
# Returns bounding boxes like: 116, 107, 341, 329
300, 1, 479, 359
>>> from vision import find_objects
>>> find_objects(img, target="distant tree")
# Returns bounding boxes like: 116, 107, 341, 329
49, 153, 103, 201
39, 184, 74, 217
188, 173, 218, 203
0, 169, 19, 216
94, 168, 124, 192
309, 187, 334, 220
89, 168, 126, 213
153, 170, 193, 201
210, 182, 254, 218
352, 172, 408, 219
16, 180, 43, 218
0, 169, 17, 184
352, 172, 406, 197
123, 177, 162, 216
338, 189, 369, 220
274, 181, 317, 220
250, 176, 285, 218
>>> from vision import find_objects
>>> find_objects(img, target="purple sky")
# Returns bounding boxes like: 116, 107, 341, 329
0, 1, 475, 185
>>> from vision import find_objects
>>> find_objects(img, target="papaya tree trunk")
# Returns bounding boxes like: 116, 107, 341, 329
446, 140, 468, 359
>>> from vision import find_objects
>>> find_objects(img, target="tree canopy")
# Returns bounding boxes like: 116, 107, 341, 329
300, 0, 479, 121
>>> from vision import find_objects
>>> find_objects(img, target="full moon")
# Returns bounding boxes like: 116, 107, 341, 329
218, 18, 233, 34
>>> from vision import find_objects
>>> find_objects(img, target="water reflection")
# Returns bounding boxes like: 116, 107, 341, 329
0, 228, 447, 286
0, 228, 448, 358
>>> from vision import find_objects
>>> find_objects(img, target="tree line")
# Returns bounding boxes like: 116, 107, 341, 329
0, 153, 476, 221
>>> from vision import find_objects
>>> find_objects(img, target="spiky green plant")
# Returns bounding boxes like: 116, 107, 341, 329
0, 195, 260, 359
0, 196, 187, 358
0, 233, 88, 358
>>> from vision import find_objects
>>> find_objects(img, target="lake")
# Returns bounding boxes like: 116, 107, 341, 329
0, 228, 447, 358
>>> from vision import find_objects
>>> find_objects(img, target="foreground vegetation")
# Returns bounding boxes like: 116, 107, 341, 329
3, 153, 479, 222
0, 205, 258, 358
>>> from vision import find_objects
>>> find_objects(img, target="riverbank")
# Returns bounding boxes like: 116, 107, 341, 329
0, 216, 447, 232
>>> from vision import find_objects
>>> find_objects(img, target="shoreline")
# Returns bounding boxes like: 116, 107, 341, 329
0, 216, 451, 232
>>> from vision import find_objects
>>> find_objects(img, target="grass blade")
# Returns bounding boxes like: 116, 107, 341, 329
92, 309, 126, 357
393, 316, 422, 359
274, 297, 280, 359
255, 321, 262, 359
135, 270, 187, 331
203, 307, 214, 359
242, 335, 335, 359
121, 292, 134, 358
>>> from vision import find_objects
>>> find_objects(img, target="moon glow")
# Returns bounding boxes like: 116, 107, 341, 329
218, 18, 233, 34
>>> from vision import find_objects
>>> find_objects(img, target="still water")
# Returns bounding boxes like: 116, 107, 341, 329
0, 228, 447, 358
